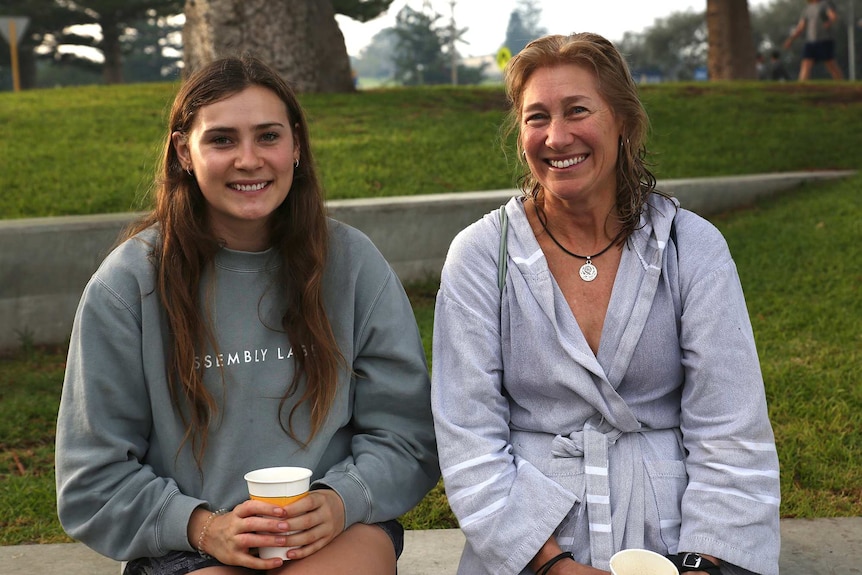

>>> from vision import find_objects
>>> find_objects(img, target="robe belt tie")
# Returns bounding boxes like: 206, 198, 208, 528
551, 422, 645, 571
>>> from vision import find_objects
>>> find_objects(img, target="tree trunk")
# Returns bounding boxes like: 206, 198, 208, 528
101, 15, 124, 84
182, 0, 354, 93
706, 0, 756, 80
19, 48, 38, 89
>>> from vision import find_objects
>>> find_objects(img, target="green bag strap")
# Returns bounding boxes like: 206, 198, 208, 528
498, 205, 508, 294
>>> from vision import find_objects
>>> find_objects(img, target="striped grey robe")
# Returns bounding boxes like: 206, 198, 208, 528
431, 194, 780, 575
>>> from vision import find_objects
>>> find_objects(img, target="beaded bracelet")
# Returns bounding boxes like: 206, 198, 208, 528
196, 508, 228, 559
536, 551, 575, 575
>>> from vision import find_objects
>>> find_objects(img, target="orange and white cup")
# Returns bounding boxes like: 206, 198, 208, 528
244, 466, 313, 560
609, 549, 678, 575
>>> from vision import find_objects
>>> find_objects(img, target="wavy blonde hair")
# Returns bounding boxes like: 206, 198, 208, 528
503, 33, 663, 241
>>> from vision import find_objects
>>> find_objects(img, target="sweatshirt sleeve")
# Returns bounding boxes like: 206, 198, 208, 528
55, 251, 203, 561
673, 213, 781, 575
431, 211, 576, 575
314, 236, 440, 529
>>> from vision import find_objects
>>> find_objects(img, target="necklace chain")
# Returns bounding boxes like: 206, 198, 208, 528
532, 201, 621, 282
533, 201, 619, 260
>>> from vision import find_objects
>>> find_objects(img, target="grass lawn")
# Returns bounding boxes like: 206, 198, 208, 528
2, 82, 861, 219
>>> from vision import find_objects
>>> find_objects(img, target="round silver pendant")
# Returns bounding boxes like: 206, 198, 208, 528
579, 262, 598, 282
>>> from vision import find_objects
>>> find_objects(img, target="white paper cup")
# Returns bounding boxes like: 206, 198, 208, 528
244, 466, 313, 560
609, 549, 678, 575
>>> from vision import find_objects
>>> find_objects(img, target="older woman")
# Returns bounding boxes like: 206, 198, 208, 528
432, 33, 780, 575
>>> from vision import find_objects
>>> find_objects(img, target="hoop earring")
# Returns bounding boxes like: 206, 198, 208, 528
185, 167, 193, 176
294, 158, 300, 168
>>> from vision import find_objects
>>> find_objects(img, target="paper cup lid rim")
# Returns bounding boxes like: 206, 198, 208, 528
610, 548, 678, 574
244, 466, 313, 483
611, 549, 669, 558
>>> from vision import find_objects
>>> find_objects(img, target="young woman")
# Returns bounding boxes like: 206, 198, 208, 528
432, 34, 780, 575
55, 55, 439, 575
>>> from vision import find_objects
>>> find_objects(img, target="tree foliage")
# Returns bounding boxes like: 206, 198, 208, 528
0, 0, 182, 87
392, 5, 448, 85
502, 0, 547, 55
331, 0, 395, 22
353, 27, 398, 83
390, 4, 484, 86
0, 0, 83, 88
617, 10, 708, 81
120, 12, 182, 83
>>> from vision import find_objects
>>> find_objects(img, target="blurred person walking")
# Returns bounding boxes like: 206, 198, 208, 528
783, 0, 844, 80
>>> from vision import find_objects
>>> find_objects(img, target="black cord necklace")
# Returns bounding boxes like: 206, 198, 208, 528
533, 200, 620, 282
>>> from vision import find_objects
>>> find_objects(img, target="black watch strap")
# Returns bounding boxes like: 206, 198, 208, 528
667, 552, 721, 574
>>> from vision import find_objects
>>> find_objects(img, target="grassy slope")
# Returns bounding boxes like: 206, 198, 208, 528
1, 82, 861, 219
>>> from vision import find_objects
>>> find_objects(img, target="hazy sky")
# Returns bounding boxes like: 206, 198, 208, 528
336, 0, 773, 57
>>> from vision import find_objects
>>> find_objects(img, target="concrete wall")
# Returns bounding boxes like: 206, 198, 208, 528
0, 171, 852, 351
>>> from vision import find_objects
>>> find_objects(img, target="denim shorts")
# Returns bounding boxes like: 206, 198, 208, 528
123, 519, 404, 575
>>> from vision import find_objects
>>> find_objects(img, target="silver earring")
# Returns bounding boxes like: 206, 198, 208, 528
185, 167, 193, 176
294, 158, 299, 168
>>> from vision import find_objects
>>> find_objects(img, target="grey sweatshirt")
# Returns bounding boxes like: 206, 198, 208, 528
55, 220, 439, 561
432, 195, 780, 575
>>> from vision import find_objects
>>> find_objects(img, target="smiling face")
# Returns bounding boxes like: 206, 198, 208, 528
173, 85, 299, 251
520, 63, 622, 208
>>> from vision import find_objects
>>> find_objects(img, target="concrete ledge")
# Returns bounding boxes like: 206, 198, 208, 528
0, 171, 853, 350
2, 518, 861, 575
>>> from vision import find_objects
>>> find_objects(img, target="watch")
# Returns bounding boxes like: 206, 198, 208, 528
667, 552, 722, 574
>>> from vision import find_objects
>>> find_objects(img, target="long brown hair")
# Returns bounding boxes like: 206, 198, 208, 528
126, 55, 342, 466
503, 33, 662, 241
